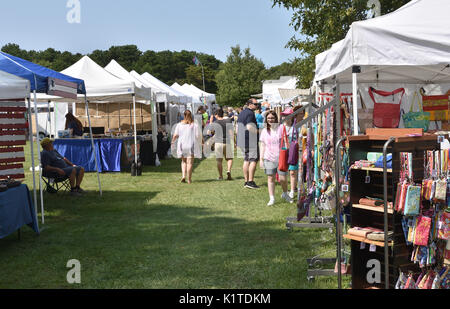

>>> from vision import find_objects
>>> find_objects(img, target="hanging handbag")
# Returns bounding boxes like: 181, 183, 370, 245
358, 90, 373, 134
402, 91, 431, 131
420, 88, 450, 121
403, 185, 422, 216
438, 211, 450, 240
414, 215, 432, 246
434, 179, 447, 202
278, 125, 289, 172
369, 87, 405, 128
288, 122, 299, 166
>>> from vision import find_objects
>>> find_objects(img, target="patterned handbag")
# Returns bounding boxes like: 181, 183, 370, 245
414, 215, 432, 246
420, 88, 450, 121
402, 92, 430, 131
404, 185, 422, 216
438, 211, 450, 240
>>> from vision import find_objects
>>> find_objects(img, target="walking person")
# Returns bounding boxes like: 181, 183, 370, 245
211, 108, 234, 180
171, 110, 201, 184
259, 111, 293, 206
237, 99, 260, 189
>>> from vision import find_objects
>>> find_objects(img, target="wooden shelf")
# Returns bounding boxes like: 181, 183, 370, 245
343, 234, 394, 247
351, 167, 392, 173
352, 204, 394, 214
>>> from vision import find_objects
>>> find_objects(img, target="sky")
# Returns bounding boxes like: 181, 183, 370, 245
0, 0, 300, 68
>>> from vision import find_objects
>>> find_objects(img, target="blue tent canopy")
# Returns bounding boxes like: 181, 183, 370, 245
0, 51, 86, 95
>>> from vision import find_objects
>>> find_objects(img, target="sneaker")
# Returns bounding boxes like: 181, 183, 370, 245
227, 172, 233, 181
244, 181, 248, 188
289, 191, 295, 199
245, 181, 260, 189
267, 198, 275, 206
217, 177, 223, 181
282, 192, 293, 203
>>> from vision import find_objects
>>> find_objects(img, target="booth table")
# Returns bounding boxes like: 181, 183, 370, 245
53, 137, 155, 172
0, 184, 40, 239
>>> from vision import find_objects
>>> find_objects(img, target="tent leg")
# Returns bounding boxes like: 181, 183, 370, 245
85, 95, 102, 196
352, 67, 360, 136
133, 94, 138, 168
152, 96, 158, 154
27, 98, 39, 229
33, 91, 45, 224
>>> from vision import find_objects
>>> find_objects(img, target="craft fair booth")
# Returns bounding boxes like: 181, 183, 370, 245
311, 0, 450, 289
0, 51, 92, 225
0, 70, 39, 239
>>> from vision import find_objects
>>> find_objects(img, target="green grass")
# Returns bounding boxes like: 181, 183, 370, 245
0, 142, 350, 289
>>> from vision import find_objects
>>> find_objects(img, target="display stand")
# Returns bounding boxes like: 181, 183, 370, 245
341, 133, 440, 289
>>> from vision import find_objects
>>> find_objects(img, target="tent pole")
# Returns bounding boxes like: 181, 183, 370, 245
133, 94, 138, 168
352, 67, 360, 136
85, 95, 102, 196
33, 91, 45, 224
27, 97, 39, 229
152, 94, 158, 154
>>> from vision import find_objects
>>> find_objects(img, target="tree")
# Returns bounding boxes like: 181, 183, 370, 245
215, 45, 267, 107
272, 0, 410, 88
265, 60, 301, 81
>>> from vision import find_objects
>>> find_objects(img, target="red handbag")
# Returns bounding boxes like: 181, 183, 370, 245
278, 125, 289, 172
369, 87, 405, 128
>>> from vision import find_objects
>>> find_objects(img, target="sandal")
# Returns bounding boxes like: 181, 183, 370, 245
181, 178, 186, 183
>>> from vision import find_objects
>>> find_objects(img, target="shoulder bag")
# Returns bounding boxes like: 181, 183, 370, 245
369, 87, 405, 128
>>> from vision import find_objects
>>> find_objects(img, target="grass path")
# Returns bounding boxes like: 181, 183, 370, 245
0, 142, 348, 289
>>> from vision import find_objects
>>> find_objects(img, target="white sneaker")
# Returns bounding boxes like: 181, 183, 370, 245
267, 198, 275, 206
289, 191, 295, 199
282, 192, 293, 204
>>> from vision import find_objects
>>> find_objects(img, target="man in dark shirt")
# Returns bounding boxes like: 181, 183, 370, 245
211, 108, 234, 180
237, 99, 260, 189
40, 138, 85, 196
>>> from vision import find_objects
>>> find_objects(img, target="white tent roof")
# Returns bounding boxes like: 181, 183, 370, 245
0, 70, 30, 100
172, 83, 202, 104
129, 70, 173, 103
185, 84, 216, 103
38, 56, 151, 102
314, 0, 450, 84
141, 72, 191, 104
263, 76, 298, 104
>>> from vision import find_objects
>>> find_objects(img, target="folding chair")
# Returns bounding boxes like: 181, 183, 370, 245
41, 173, 71, 194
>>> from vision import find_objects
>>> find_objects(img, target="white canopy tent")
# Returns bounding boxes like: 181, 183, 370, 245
263, 76, 298, 106
37, 56, 154, 170
141, 72, 191, 105
185, 84, 216, 104
314, 0, 450, 135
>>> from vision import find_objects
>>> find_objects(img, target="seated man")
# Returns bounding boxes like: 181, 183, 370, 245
40, 138, 85, 196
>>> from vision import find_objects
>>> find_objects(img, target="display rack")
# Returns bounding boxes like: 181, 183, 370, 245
339, 133, 440, 289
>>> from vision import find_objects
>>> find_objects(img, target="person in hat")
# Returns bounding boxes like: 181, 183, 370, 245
40, 138, 85, 196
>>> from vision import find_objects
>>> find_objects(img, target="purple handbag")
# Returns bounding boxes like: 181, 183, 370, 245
288, 121, 299, 166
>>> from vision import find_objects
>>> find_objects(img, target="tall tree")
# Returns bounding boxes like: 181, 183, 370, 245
215, 45, 267, 107
272, 0, 410, 88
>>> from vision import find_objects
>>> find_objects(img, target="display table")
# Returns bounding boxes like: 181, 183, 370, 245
0, 184, 40, 239
53, 137, 155, 172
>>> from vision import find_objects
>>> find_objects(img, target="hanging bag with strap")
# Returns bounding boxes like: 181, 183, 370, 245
278, 125, 289, 172
288, 121, 299, 166
402, 91, 430, 131
420, 88, 450, 122
370, 87, 405, 128
358, 90, 373, 134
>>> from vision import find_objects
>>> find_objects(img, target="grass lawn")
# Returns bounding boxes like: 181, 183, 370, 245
0, 142, 350, 289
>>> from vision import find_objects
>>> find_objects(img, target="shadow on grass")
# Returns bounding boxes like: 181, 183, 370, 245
0, 190, 330, 289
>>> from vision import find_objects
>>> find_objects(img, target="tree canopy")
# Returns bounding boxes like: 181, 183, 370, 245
215, 45, 267, 107
271, 0, 410, 88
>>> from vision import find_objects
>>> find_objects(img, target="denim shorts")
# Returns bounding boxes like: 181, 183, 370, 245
263, 160, 287, 176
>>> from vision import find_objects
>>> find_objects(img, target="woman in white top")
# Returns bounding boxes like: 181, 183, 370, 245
171, 110, 201, 184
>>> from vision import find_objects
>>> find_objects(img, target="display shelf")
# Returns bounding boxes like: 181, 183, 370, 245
352, 204, 394, 214
343, 234, 394, 247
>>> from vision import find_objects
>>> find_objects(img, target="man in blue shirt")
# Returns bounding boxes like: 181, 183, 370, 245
237, 99, 260, 189
40, 138, 85, 196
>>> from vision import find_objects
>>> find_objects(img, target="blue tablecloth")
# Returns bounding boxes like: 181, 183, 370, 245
53, 139, 124, 172
0, 184, 40, 239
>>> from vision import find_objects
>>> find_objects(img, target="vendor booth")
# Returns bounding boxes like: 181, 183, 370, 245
0, 70, 39, 237
311, 0, 450, 289
0, 51, 91, 225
